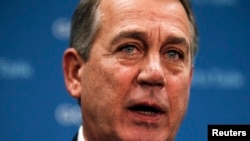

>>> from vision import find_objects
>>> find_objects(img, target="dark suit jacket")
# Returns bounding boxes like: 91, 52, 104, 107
72, 132, 78, 141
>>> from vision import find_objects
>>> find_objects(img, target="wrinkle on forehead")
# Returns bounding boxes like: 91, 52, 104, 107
100, 0, 188, 20
100, 0, 190, 30
99, 0, 191, 46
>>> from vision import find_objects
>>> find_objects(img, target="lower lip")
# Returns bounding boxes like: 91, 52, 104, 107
126, 109, 165, 124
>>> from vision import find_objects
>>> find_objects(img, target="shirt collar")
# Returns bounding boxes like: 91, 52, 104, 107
77, 126, 85, 141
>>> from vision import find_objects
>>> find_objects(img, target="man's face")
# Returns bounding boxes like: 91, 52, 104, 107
79, 0, 192, 140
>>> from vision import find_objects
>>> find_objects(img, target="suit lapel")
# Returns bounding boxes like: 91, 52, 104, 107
72, 132, 78, 141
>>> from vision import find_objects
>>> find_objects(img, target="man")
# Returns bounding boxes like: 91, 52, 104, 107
63, 0, 198, 140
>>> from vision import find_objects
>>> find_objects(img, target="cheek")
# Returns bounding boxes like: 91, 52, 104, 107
167, 74, 191, 124
79, 62, 120, 129
80, 60, 138, 119
163, 75, 190, 137
81, 63, 118, 108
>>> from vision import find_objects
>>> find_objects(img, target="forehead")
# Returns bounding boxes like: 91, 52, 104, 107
100, 0, 192, 48
99, 0, 191, 39
99, 0, 188, 22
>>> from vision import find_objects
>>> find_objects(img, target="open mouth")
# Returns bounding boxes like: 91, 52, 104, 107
128, 104, 165, 115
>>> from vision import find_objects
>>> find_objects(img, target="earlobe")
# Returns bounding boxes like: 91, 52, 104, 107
63, 48, 84, 99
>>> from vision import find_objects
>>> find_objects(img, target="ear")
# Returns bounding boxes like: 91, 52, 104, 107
63, 48, 84, 99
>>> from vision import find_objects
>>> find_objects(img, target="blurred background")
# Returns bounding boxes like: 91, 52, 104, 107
0, 0, 249, 140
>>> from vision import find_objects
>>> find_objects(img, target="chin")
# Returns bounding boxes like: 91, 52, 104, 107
115, 127, 174, 141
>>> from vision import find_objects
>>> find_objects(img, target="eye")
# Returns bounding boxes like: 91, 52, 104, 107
119, 44, 140, 55
122, 45, 135, 53
165, 50, 183, 61
116, 44, 143, 63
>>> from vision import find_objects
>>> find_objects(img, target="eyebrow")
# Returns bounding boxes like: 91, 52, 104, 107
163, 36, 190, 49
111, 31, 147, 46
111, 31, 190, 50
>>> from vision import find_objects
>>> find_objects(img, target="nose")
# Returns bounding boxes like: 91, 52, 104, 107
137, 53, 165, 87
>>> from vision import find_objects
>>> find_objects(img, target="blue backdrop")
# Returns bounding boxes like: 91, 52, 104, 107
0, 0, 249, 140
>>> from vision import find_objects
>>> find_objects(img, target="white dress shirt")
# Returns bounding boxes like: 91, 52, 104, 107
77, 126, 85, 141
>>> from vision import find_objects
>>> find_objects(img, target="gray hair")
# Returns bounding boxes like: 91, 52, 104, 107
70, 0, 101, 61
70, 0, 198, 63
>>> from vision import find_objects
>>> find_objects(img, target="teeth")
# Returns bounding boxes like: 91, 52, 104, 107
128, 105, 161, 115
139, 111, 155, 115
